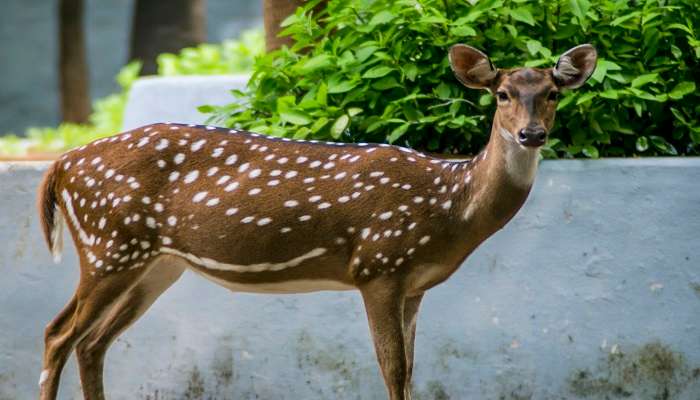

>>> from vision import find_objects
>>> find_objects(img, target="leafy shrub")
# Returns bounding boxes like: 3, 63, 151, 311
157, 29, 264, 76
0, 28, 263, 156
206, 0, 700, 157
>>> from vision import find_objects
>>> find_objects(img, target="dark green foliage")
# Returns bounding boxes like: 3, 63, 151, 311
206, 0, 700, 157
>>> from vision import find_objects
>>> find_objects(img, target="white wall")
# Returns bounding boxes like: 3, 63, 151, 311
1, 159, 699, 399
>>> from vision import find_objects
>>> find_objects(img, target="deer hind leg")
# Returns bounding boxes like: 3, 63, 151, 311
75, 255, 185, 400
39, 292, 78, 400
360, 278, 408, 400
39, 263, 150, 400
402, 293, 424, 400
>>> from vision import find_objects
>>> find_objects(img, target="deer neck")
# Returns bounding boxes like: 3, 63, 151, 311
458, 118, 540, 233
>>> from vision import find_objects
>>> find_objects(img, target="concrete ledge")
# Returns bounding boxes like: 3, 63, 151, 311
1, 159, 699, 399
122, 75, 250, 130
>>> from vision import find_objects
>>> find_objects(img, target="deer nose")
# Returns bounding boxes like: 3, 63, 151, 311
518, 127, 547, 147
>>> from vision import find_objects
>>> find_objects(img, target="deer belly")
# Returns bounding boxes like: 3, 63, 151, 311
161, 247, 356, 293
189, 267, 356, 294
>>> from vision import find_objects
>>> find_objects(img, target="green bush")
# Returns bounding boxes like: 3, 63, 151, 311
206, 0, 700, 157
157, 29, 264, 76
0, 28, 263, 156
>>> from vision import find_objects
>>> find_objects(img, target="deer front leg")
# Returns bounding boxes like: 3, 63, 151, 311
360, 278, 408, 400
403, 293, 424, 399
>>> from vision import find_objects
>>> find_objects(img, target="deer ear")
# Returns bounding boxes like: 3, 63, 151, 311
553, 44, 597, 89
449, 44, 498, 90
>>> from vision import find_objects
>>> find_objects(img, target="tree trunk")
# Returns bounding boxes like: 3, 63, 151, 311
58, 0, 90, 123
263, 0, 327, 52
129, 0, 207, 75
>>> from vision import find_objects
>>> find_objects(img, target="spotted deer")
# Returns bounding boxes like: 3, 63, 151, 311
37, 44, 596, 400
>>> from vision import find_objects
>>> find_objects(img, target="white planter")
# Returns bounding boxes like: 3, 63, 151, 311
122, 74, 250, 130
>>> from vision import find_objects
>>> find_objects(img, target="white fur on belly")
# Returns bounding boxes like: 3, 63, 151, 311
160, 246, 327, 273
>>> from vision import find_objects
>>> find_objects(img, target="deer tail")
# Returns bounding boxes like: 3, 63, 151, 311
37, 162, 64, 263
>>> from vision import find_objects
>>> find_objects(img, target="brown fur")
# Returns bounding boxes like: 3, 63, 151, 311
37, 161, 59, 253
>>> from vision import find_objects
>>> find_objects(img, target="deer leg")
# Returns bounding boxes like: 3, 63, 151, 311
39, 267, 148, 400
403, 293, 424, 399
39, 293, 78, 400
360, 278, 407, 400
75, 257, 185, 400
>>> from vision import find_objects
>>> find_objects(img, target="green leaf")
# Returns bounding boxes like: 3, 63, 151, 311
316, 82, 328, 106
197, 105, 215, 113
297, 54, 334, 74
526, 40, 542, 56
631, 73, 659, 88
450, 25, 477, 37
330, 115, 349, 138
576, 92, 597, 105
368, 11, 395, 27
280, 109, 312, 125
327, 75, 359, 93
611, 11, 640, 26
372, 76, 402, 90
599, 89, 619, 99
435, 82, 451, 99
387, 122, 410, 143
310, 117, 328, 133
362, 66, 395, 79
449, 100, 461, 116
569, 0, 591, 21
279, 13, 299, 28
347, 107, 363, 117
356, 46, 379, 63
666, 23, 693, 35
403, 64, 418, 81
668, 82, 696, 100
636, 136, 649, 152
582, 145, 599, 158
509, 7, 535, 26
479, 94, 493, 106
650, 136, 678, 155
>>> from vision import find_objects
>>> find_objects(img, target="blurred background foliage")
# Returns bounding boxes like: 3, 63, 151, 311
206, 0, 700, 158
0, 29, 263, 156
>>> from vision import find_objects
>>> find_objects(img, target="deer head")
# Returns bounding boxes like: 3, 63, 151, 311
449, 44, 597, 148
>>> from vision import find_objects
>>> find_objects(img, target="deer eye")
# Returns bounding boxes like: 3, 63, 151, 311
548, 91, 559, 101
496, 91, 509, 102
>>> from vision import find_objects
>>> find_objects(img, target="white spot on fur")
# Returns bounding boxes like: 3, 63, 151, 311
379, 211, 392, 220
190, 139, 206, 151
183, 170, 199, 183
225, 154, 238, 165
192, 192, 208, 203
155, 139, 169, 150
39, 370, 49, 386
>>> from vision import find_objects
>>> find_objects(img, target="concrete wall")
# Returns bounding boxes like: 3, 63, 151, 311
1, 159, 699, 399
